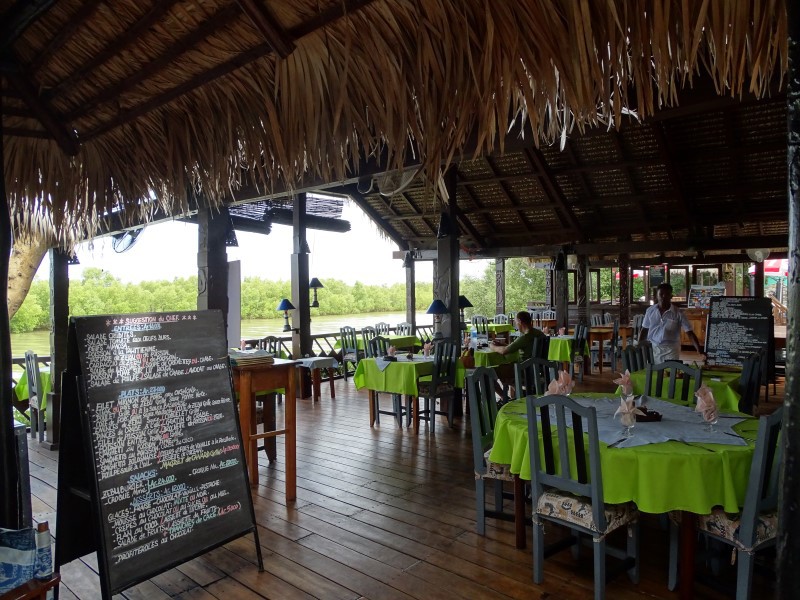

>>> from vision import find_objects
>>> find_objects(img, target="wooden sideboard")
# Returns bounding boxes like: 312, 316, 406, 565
681, 308, 708, 347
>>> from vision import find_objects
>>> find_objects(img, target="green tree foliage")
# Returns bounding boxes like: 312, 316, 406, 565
9, 270, 436, 332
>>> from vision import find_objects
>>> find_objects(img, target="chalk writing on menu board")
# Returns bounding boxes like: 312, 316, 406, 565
74, 311, 255, 595
705, 297, 772, 366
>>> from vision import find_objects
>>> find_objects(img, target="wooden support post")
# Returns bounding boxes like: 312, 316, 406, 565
291, 193, 311, 359
436, 167, 460, 345
405, 252, 416, 331
576, 254, 589, 326
778, 1, 800, 594
754, 261, 765, 298
197, 206, 229, 327
495, 259, 505, 316
619, 254, 631, 325
44, 248, 69, 450
554, 252, 568, 329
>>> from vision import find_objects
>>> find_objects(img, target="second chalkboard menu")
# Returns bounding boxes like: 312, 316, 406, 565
56, 310, 261, 599
705, 297, 773, 366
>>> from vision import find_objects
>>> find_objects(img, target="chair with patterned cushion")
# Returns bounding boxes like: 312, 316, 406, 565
644, 361, 702, 403
514, 357, 561, 397
416, 341, 458, 432
396, 322, 413, 336
375, 322, 390, 335
339, 326, 363, 381
467, 367, 515, 535
667, 407, 784, 598
527, 394, 640, 600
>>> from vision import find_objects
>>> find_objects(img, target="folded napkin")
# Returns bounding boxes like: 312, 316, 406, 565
545, 371, 575, 396
614, 395, 645, 427
612, 370, 633, 396
695, 384, 718, 423
387, 346, 396, 356
423, 342, 432, 357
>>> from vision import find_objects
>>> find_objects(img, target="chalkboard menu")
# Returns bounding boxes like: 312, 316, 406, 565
56, 310, 261, 598
705, 297, 773, 366
649, 265, 665, 289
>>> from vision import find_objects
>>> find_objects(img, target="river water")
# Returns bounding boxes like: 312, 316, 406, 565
10, 311, 434, 358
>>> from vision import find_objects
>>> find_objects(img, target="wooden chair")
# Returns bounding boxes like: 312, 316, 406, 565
375, 322, 391, 335
590, 314, 603, 326
514, 358, 561, 397
396, 322, 413, 336
256, 336, 284, 403
493, 314, 509, 324
620, 344, 653, 373
526, 394, 640, 600
631, 314, 645, 343
667, 407, 784, 598
369, 336, 408, 428
466, 367, 515, 535
366, 336, 389, 358
339, 326, 363, 381
361, 326, 378, 350
570, 323, 588, 383
603, 313, 614, 324
591, 320, 620, 372
532, 335, 550, 360
738, 352, 763, 415
472, 315, 489, 340
24, 351, 45, 443
644, 361, 702, 402
416, 341, 458, 432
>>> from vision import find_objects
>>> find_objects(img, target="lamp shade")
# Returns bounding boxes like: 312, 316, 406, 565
309, 277, 324, 289
426, 299, 448, 315
458, 295, 473, 309
277, 298, 295, 311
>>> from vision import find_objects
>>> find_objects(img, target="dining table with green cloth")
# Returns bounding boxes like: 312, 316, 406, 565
470, 323, 514, 335
546, 335, 589, 363
335, 334, 420, 352
474, 349, 519, 368
353, 356, 466, 432
13, 368, 53, 426
626, 367, 742, 412
488, 391, 758, 561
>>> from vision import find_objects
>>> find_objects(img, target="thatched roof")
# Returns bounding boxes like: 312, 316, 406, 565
0, 0, 789, 251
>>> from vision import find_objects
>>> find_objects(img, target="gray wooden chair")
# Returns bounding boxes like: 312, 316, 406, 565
603, 313, 614, 324
526, 394, 640, 600
644, 361, 702, 403
514, 357, 561, 397
375, 322, 390, 335
738, 352, 763, 415
24, 351, 45, 442
667, 407, 784, 598
466, 367, 515, 535
472, 315, 489, 340
620, 344, 654, 373
256, 336, 283, 403
367, 336, 389, 358
368, 335, 408, 428
416, 341, 458, 432
631, 314, 645, 343
396, 322, 413, 336
361, 326, 377, 351
570, 323, 588, 382
590, 314, 603, 326
591, 320, 620, 372
493, 314, 509, 324
339, 326, 363, 381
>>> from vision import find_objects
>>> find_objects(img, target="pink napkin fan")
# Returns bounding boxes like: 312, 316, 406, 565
614, 396, 645, 438
545, 371, 575, 396
613, 370, 633, 397
695, 384, 719, 431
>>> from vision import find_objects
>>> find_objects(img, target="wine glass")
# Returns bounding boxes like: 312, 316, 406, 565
620, 412, 635, 438
703, 411, 719, 433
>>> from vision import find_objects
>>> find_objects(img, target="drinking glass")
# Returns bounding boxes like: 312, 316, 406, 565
620, 412, 635, 438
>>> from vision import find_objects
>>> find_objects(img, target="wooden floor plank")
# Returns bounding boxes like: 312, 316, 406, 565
32, 366, 778, 599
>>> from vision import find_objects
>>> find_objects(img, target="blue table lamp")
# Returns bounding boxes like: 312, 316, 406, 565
277, 298, 295, 331
426, 299, 448, 339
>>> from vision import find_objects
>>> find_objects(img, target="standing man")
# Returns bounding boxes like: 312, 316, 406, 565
639, 282, 705, 363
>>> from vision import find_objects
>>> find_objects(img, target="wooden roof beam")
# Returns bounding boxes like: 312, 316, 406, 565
65, 3, 242, 120
83, 0, 379, 141
3, 56, 79, 155
453, 204, 486, 248
44, 1, 177, 98
0, 0, 58, 53
396, 191, 437, 236
651, 122, 692, 226
523, 148, 584, 239
236, 0, 294, 58
337, 184, 406, 248
29, 0, 103, 73
484, 156, 538, 233
608, 130, 650, 233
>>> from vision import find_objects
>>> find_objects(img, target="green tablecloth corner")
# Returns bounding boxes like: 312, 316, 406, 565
625, 368, 741, 413
354, 358, 466, 396
488, 392, 759, 515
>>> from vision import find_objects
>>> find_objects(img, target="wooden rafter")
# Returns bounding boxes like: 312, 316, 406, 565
3, 55, 79, 155
523, 148, 583, 239
83, 0, 379, 141
43, 1, 178, 98
651, 122, 692, 226
29, 0, 103, 73
398, 191, 437, 236
483, 156, 536, 233
608, 130, 650, 234
235, 0, 294, 58
64, 3, 243, 121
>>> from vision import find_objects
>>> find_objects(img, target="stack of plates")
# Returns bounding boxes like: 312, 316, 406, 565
228, 349, 275, 366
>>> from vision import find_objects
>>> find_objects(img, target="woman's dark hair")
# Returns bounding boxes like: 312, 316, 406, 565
516, 311, 533, 327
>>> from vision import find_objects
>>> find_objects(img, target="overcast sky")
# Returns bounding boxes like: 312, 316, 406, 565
37, 200, 490, 286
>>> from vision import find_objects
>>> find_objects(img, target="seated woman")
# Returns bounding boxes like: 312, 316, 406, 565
489, 311, 544, 362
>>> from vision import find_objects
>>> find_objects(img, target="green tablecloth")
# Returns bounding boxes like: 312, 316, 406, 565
14, 369, 52, 403
547, 336, 588, 362
474, 349, 518, 368
488, 393, 758, 514
335, 334, 420, 352
353, 357, 466, 395
470, 323, 514, 335
628, 368, 741, 412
